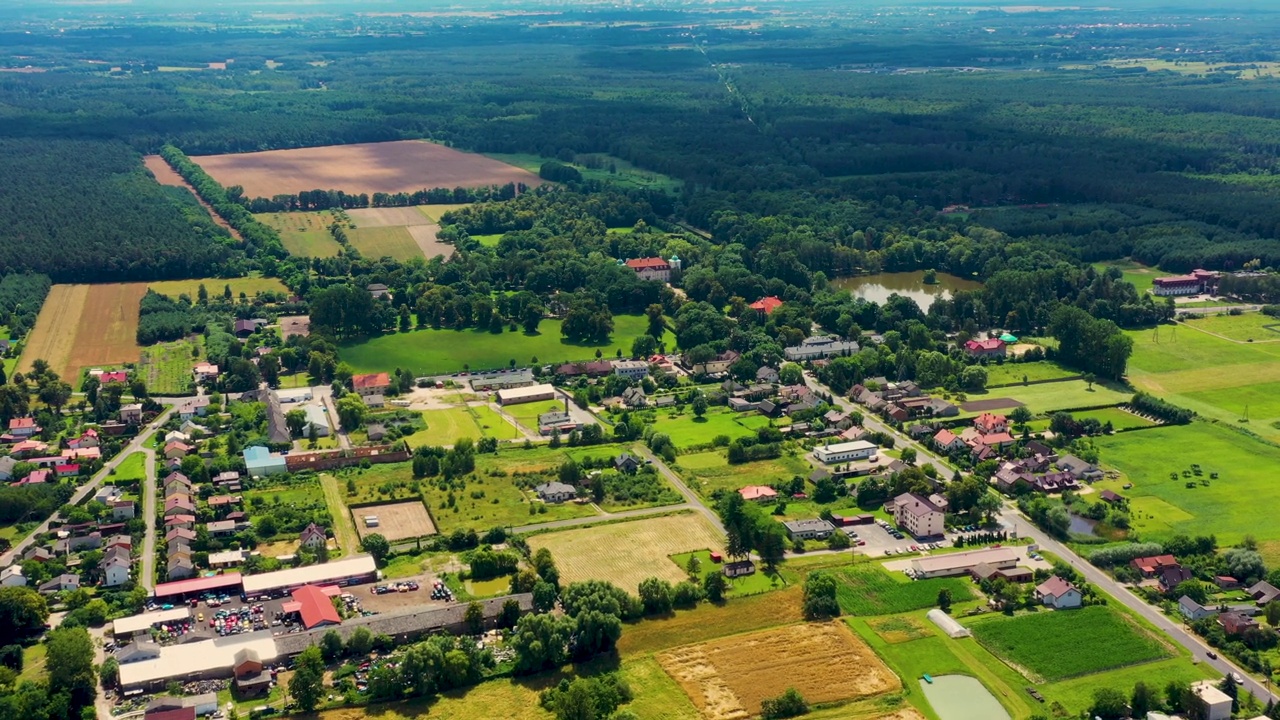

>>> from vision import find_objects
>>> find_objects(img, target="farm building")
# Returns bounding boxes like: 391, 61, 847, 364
301, 403, 331, 437
274, 387, 313, 404
470, 369, 534, 391
812, 440, 878, 464
497, 384, 556, 406
926, 609, 971, 638
117, 632, 280, 691
910, 547, 1021, 579
782, 518, 835, 540
240, 554, 377, 598
151, 573, 243, 603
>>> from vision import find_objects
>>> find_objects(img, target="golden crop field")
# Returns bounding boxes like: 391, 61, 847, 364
147, 276, 288, 299
528, 513, 725, 593
657, 622, 900, 720
20, 283, 147, 381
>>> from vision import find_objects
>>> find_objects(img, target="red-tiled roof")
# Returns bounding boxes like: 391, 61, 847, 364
749, 296, 784, 314
624, 257, 669, 270
964, 338, 1005, 352
1036, 576, 1076, 598
352, 372, 391, 390
8, 418, 35, 430
99, 371, 128, 384
738, 485, 778, 501
292, 584, 342, 629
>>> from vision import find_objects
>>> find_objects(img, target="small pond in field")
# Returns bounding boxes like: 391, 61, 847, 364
1068, 513, 1099, 537
830, 271, 982, 309
918, 674, 1011, 720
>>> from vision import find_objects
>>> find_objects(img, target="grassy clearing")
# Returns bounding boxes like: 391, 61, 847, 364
470, 233, 503, 247
339, 315, 674, 376
140, 337, 199, 395
398, 405, 520, 447
255, 211, 343, 257
670, 549, 785, 597
829, 562, 975, 617
983, 361, 1080, 387
502, 399, 565, 430
415, 203, 472, 223
1094, 421, 1280, 561
651, 408, 759, 450
1069, 406, 1155, 430
1092, 259, 1158, 294
318, 474, 358, 555
528, 513, 725, 593
967, 606, 1171, 682
957, 378, 1131, 417
1185, 312, 1280, 343
348, 225, 422, 261
148, 276, 287, 299
675, 451, 811, 498
19, 642, 48, 683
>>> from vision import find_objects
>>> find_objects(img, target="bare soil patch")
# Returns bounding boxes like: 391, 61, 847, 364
191, 140, 544, 198
347, 206, 433, 227
657, 622, 899, 720
279, 315, 311, 340
959, 397, 1025, 412
407, 224, 455, 260
352, 500, 437, 542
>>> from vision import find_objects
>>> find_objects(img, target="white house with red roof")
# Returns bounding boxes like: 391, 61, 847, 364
193, 362, 220, 383
299, 523, 328, 548
973, 413, 1008, 434
67, 429, 99, 450
932, 428, 966, 453
97, 370, 128, 384
352, 372, 391, 398
738, 485, 778, 503
623, 257, 671, 283
1034, 576, 1082, 609
8, 417, 39, 437
963, 338, 1006, 357
55, 463, 80, 479
748, 296, 784, 315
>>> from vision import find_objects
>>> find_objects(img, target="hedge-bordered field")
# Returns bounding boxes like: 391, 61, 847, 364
968, 605, 1171, 681
831, 564, 974, 617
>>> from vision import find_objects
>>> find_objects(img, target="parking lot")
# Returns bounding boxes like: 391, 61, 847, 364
841, 520, 954, 558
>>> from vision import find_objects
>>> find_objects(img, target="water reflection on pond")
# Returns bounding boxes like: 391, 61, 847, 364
830, 271, 982, 309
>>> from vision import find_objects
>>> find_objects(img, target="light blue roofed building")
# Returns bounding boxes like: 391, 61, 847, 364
243, 446, 287, 477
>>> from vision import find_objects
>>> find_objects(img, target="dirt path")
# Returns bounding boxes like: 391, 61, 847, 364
319, 473, 360, 555
144, 155, 244, 241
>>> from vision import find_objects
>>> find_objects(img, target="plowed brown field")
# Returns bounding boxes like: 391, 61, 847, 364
20, 283, 146, 381
191, 141, 543, 198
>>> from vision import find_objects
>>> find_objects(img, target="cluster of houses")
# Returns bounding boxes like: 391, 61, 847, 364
1, 421, 106, 486
982, 435, 1103, 494
852, 378, 960, 425
532, 453, 645, 504
1, 496, 136, 592
1179, 576, 1280, 645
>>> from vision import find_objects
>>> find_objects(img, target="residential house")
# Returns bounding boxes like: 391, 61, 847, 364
112, 499, 136, 520
784, 335, 859, 362
206, 520, 239, 537
367, 283, 390, 299
1220, 611, 1260, 636
1057, 455, 1103, 482
555, 360, 614, 378
614, 453, 640, 473
103, 555, 131, 587
164, 515, 196, 531
1131, 554, 1181, 578
686, 349, 740, 376
748, 296, 784, 315
535, 482, 577, 504
352, 372, 392, 398
164, 473, 191, 496
10, 440, 49, 458
38, 574, 80, 595
8, 417, 39, 437
738, 486, 778, 503
782, 519, 835, 541
62, 447, 101, 462
166, 527, 196, 545
167, 556, 195, 581
623, 257, 672, 283
973, 413, 1008, 435
0, 456, 15, 481
621, 386, 647, 408
23, 546, 53, 563
612, 359, 649, 380
233, 319, 258, 337
1247, 581, 1280, 605
164, 497, 196, 516
963, 338, 1006, 357
932, 429, 966, 453
192, 363, 219, 383
54, 463, 79, 479
164, 442, 194, 460
119, 404, 144, 424
1179, 596, 1215, 621
299, 523, 327, 548
0, 566, 26, 587
756, 366, 780, 384
67, 429, 100, 450
1190, 680, 1233, 720
176, 396, 210, 419
1034, 576, 1082, 609
363, 394, 385, 409
890, 493, 945, 538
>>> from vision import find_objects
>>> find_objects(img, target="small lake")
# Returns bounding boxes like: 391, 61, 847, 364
919, 675, 1011, 720
830, 271, 982, 309
1068, 514, 1099, 537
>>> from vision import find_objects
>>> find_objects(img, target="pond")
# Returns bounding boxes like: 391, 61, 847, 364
1068, 513, 1099, 537
919, 675, 1011, 720
829, 271, 982, 309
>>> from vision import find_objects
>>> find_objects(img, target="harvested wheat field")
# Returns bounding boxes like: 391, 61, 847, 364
191, 141, 544, 198
346, 206, 432, 227
528, 513, 724, 593
657, 622, 900, 720
21, 283, 146, 380
406, 224, 454, 260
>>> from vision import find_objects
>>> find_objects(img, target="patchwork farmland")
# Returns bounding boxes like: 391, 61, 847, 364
190, 140, 544, 198
20, 283, 147, 381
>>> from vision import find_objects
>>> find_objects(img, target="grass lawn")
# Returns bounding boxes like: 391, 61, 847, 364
675, 451, 811, 499
243, 477, 322, 507
1069, 406, 1155, 431
318, 474, 358, 555
650, 407, 759, 450
502, 399, 564, 431
339, 315, 674, 376
401, 406, 520, 447
1092, 259, 1158, 294
983, 361, 1080, 387
827, 562, 974, 617
112, 451, 148, 482
1183, 312, 1280, 343
147, 276, 287, 299
966, 605, 1172, 682
348, 225, 422, 262
471, 233, 503, 247
670, 549, 786, 597
1094, 421, 1280, 563
139, 337, 199, 395
528, 513, 725, 593
957, 378, 1131, 418
19, 642, 47, 682
255, 211, 343, 257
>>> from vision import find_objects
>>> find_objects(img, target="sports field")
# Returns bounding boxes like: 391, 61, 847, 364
967, 605, 1171, 682
1125, 319, 1280, 441
676, 451, 811, 498
147, 276, 288, 299
527, 513, 725, 593
657, 622, 898, 720
191, 140, 544, 198
338, 314, 672, 376
955, 378, 1130, 418
20, 283, 146, 380
347, 226, 422, 262
255, 211, 343, 257
1094, 421, 1280, 561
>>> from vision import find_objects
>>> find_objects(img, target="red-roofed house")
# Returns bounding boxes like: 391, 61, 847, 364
291, 584, 342, 629
963, 338, 1006, 358
748, 296, 784, 315
738, 485, 778, 503
933, 429, 965, 453
1034, 576, 1082, 609
623, 257, 671, 282
193, 363, 219, 383
62, 447, 101, 461
8, 417, 38, 437
1131, 554, 1180, 578
98, 371, 128, 384
973, 413, 1008, 434
13, 469, 51, 486
55, 464, 80, 479
1220, 611, 1260, 636
67, 429, 99, 450
352, 372, 391, 398
10, 440, 48, 457
164, 442, 194, 460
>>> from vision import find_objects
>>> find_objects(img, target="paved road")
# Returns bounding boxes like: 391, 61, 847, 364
632, 445, 726, 534
1176, 303, 1261, 316
314, 385, 351, 450
1, 407, 174, 567
138, 444, 159, 591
